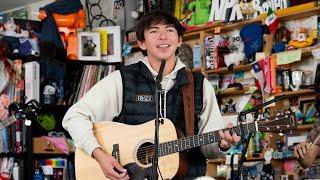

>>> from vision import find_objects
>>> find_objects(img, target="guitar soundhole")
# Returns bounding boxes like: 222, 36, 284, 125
136, 142, 154, 166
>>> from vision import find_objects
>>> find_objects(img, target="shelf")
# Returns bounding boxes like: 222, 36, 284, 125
217, 86, 252, 96
222, 112, 239, 116
207, 153, 264, 164
271, 45, 320, 60
0, 152, 25, 158
65, 59, 122, 65
205, 64, 252, 74
260, 2, 320, 21
33, 152, 74, 159
206, 18, 261, 34
273, 89, 316, 97
296, 124, 314, 131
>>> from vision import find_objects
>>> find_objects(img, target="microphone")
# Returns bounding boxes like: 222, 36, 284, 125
156, 60, 166, 90
152, 59, 166, 180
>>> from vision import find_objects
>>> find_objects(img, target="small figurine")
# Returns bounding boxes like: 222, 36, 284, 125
288, 27, 317, 48
0, 19, 28, 55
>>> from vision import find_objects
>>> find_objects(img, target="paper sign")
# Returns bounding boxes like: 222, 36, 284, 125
276, 49, 302, 65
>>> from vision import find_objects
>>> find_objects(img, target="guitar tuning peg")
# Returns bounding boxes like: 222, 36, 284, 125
278, 131, 284, 136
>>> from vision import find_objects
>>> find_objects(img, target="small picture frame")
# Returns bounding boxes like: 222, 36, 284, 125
93, 26, 122, 63
78, 32, 101, 61
300, 99, 315, 115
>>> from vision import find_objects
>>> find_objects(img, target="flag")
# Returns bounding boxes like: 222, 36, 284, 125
251, 61, 265, 96
265, 7, 278, 33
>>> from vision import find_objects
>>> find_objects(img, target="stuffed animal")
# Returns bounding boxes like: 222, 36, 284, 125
131, 0, 144, 19
0, 19, 28, 55
187, 0, 211, 26
224, 30, 245, 68
288, 27, 317, 48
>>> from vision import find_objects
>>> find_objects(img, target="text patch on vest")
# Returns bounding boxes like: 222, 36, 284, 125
136, 94, 153, 102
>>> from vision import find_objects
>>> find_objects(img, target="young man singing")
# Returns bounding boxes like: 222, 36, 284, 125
63, 11, 240, 179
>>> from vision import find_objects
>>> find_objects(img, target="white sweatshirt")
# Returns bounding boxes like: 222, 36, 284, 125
62, 57, 226, 158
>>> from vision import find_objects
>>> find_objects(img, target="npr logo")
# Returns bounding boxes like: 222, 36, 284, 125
136, 95, 153, 102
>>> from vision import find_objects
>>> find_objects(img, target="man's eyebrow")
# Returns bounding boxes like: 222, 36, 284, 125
148, 24, 175, 30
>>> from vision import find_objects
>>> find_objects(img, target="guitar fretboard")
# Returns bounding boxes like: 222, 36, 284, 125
158, 121, 259, 157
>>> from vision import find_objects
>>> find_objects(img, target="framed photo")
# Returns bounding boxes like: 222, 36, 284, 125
300, 99, 315, 115
78, 32, 101, 61
93, 26, 122, 63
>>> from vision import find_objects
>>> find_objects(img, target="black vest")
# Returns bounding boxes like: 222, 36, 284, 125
115, 62, 207, 178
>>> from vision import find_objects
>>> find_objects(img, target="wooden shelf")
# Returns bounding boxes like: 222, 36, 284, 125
271, 45, 320, 60
66, 59, 121, 65
260, 2, 320, 21
273, 89, 316, 97
217, 86, 252, 96
222, 112, 239, 116
205, 64, 252, 74
206, 18, 261, 34
297, 124, 314, 131
208, 153, 264, 164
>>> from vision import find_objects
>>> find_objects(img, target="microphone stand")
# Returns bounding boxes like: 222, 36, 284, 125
232, 95, 285, 180
152, 60, 166, 180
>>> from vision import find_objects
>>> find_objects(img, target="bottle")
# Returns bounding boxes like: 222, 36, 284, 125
33, 169, 44, 180
12, 162, 20, 180
255, 132, 261, 153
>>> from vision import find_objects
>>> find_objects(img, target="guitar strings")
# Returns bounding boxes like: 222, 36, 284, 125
116, 116, 293, 159
133, 116, 292, 154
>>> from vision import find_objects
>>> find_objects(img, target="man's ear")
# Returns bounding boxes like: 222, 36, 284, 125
137, 40, 147, 50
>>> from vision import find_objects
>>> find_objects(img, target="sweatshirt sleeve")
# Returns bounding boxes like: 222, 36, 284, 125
62, 70, 123, 156
198, 78, 226, 159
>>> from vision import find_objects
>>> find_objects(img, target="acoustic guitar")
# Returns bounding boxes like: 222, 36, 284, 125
75, 111, 295, 180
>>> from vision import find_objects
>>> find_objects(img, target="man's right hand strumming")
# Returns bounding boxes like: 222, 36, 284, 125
92, 147, 129, 180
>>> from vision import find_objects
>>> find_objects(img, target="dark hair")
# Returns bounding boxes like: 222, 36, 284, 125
136, 10, 185, 41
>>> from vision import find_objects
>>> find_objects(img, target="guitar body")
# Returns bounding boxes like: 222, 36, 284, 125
75, 119, 180, 180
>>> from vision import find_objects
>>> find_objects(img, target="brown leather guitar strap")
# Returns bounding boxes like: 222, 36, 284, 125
182, 70, 195, 137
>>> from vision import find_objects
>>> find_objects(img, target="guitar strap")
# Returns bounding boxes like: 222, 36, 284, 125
182, 70, 195, 136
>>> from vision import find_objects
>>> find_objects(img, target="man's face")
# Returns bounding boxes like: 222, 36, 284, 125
138, 23, 182, 62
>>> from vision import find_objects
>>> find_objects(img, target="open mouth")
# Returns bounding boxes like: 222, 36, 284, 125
156, 44, 171, 48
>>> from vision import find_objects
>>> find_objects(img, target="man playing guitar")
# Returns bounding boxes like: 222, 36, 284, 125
62, 11, 240, 179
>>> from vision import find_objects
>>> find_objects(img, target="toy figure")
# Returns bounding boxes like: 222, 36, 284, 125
131, 0, 144, 20
187, 0, 211, 25
288, 27, 317, 48
38, 0, 86, 60
240, 0, 255, 20
224, 30, 245, 68
0, 19, 28, 55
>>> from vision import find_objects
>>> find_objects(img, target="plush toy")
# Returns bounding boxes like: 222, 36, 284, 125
187, 0, 211, 26
0, 19, 28, 55
224, 30, 245, 68
288, 27, 317, 48
131, 0, 144, 19
240, 0, 255, 20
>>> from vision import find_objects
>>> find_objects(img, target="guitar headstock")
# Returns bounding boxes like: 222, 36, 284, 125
257, 110, 296, 132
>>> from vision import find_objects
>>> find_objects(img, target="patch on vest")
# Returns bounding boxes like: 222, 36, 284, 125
136, 94, 153, 102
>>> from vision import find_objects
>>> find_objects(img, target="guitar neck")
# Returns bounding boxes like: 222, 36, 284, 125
158, 122, 258, 157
